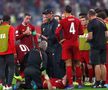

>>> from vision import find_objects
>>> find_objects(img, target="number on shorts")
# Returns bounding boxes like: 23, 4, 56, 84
69, 22, 75, 34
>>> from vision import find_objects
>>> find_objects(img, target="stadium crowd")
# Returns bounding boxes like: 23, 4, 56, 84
0, 0, 108, 90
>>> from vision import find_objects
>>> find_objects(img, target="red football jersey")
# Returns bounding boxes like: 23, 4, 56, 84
43, 78, 64, 89
16, 23, 38, 50
15, 44, 30, 63
56, 15, 83, 44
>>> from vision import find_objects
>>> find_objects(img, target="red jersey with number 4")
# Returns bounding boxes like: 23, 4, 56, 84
56, 15, 83, 45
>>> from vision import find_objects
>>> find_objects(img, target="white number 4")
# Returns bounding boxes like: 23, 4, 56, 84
69, 22, 75, 34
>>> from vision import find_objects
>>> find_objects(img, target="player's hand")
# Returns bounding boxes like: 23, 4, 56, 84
36, 33, 48, 40
23, 30, 31, 35
46, 79, 53, 90
41, 35, 48, 40
14, 53, 17, 59
59, 39, 66, 44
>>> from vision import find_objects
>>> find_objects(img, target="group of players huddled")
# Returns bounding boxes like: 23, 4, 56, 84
0, 5, 108, 90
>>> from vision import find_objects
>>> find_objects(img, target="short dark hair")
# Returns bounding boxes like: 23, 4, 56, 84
97, 11, 107, 19
24, 13, 31, 17
95, 8, 103, 13
65, 5, 72, 13
79, 13, 87, 18
42, 9, 53, 15
88, 9, 96, 16
104, 8, 108, 16
2, 15, 10, 22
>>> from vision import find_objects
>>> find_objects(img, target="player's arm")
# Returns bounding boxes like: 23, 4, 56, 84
16, 26, 26, 40
78, 20, 84, 35
9, 26, 16, 54
55, 24, 62, 40
87, 32, 93, 40
104, 23, 108, 38
48, 20, 58, 41
42, 70, 53, 90
87, 22, 93, 40
39, 24, 48, 40
32, 25, 39, 48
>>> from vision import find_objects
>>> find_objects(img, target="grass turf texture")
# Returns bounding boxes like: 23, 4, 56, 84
74, 88, 108, 90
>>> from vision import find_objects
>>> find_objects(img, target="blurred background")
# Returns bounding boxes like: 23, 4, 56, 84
0, 0, 108, 26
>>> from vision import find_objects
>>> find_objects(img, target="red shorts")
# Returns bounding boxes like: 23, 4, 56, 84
80, 50, 89, 64
62, 40, 80, 60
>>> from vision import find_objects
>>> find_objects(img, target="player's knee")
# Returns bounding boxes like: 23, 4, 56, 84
65, 59, 72, 66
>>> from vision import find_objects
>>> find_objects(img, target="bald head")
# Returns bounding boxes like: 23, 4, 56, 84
39, 40, 48, 51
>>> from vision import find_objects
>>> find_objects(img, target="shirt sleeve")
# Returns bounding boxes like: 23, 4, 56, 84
55, 21, 63, 41
78, 20, 84, 35
16, 26, 25, 40
9, 26, 16, 53
48, 19, 58, 40
32, 26, 39, 48
87, 21, 93, 32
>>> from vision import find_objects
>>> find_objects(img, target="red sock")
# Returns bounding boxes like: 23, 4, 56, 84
75, 66, 82, 85
20, 72, 24, 78
88, 68, 94, 82
66, 66, 73, 85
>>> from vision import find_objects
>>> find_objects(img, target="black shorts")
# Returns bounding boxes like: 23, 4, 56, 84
90, 48, 106, 65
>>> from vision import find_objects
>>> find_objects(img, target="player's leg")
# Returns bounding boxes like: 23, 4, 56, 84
73, 46, 83, 88
32, 70, 43, 89
87, 64, 94, 83
24, 67, 33, 89
84, 51, 94, 83
62, 44, 73, 89
90, 49, 101, 88
104, 43, 108, 87
0, 56, 6, 86
100, 48, 107, 87
105, 64, 108, 88
65, 59, 73, 88
6, 54, 15, 89
100, 64, 106, 87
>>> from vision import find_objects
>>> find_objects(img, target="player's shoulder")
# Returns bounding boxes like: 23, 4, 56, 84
72, 16, 81, 22
28, 23, 35, 29
59, 17, 67, 24
16, 24, 23, 29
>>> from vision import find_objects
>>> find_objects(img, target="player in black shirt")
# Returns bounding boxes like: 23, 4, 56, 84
24, 41, 48, 89
87, 9, 108, 88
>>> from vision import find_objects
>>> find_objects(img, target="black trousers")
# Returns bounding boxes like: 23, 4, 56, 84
24, 67, 43, 89
46, 44, 65, 78
0, 54, 15, 85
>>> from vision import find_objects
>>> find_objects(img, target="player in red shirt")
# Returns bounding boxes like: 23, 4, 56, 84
56, 5, 83, 89
15, 13, 38, 81
79, 13, 94, 85
0, 15, 16, 89
16, 13, 38, 50
15, 44, 30, 77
